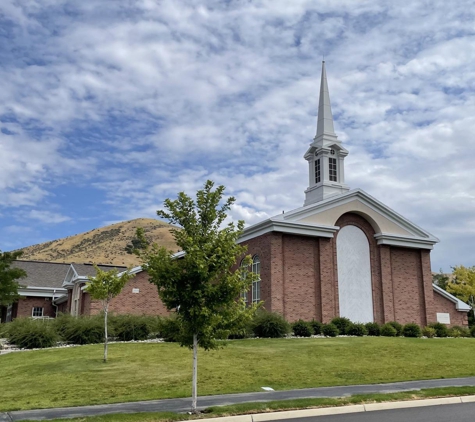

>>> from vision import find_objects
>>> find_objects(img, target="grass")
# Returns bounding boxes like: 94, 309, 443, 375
2, 337, 475, 412
20, 386, 475, 422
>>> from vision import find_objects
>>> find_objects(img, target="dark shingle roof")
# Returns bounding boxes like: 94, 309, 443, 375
12, 261, 71, 288
12, 261, 128, 289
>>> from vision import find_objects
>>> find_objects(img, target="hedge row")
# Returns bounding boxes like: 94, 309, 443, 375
2, 312, 474, 349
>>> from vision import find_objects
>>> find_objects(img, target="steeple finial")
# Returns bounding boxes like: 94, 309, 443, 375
316, 61, 335, 138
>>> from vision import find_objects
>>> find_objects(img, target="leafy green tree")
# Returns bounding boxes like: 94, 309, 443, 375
433, 269, 449, 290
85, 266, 135, 362
446, 265, 475, 323
138, 180, 258, 413
0, 250, 27, 307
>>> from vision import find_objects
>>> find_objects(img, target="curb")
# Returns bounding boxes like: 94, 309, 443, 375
197, 395, 475, 422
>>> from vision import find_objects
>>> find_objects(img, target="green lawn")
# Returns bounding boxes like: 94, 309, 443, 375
2, 337, 475, 412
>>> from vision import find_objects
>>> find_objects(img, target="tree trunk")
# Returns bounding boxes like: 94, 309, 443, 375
191, 333, 198, 413
103, 303, 108, 363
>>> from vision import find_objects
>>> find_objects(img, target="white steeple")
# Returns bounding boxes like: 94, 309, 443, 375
304, 62, 349, 206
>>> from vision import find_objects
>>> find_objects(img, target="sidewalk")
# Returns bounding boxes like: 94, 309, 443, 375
3, 376, 475, 421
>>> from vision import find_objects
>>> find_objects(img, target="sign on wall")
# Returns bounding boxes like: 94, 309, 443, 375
436, 313, 451, 324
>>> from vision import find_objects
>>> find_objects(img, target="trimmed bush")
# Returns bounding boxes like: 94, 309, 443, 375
428, 322, 449, 338
310, 320, 323, 335
4, 318, 58, 349
381, 323, 397, 337
422, 327, 436, 338
252, 311, 290, 338
448, 326, 470, 338
111, 315, 153, 341
61, 315, 105, 344
330, 317, 352, 335
322, 323, 339, 337
471, 325, 475, 338
387, 321, 403, 336
402, 323, 421, 338
365, 322, 380, 336
346, 323, 367, 337
292, 320, 313, 337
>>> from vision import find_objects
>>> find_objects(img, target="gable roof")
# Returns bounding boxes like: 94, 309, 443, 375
240, 189, 439, 250
433, 284, 471, 312
62, 263, 128, 288
12, 261, 71, 288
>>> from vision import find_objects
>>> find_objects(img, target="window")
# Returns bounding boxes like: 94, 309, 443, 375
329, 157, 337, 182
314, 159, 321, 184
240, 259, 248, 303
32, 307, 44, 318
252, 255, 261, 303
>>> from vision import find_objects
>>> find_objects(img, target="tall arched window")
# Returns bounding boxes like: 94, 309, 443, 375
240, 258, 248, 303
252, 255, 261, 303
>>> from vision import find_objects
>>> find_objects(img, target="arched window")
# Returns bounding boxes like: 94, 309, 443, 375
252, 255, 261, 303
240, 258, 248, 303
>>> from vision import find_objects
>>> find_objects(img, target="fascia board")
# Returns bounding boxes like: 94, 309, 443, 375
374, 233, 437, 250
239, 220, 338, 243
19, 287, 67, 298
433, 284, 471, 312
281, 189, 438, 242
117, 266, 143, 277
53, 295, 68, 305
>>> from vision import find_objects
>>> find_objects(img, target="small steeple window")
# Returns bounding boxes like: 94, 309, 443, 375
314, 159, 321, 184
329, 158, 337, 182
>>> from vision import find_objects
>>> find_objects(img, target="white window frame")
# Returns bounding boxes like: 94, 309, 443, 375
252, 255, 261, 303
32, 307, 44, 318
329, 157, 337, 182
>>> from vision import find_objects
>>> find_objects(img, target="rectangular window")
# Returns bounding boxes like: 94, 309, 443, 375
32, 307, 44, 318
314, 159, 321, 184
329, 158, 337, 182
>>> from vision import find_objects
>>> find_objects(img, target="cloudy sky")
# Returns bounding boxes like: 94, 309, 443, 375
1, 0, 474, 271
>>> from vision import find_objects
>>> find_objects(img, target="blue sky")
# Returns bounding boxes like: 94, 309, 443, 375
1, 0, 474, 271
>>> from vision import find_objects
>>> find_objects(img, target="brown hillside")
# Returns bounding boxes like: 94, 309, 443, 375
20, 218, 179, 266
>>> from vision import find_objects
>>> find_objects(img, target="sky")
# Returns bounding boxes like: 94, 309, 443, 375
0, 0, 474, 272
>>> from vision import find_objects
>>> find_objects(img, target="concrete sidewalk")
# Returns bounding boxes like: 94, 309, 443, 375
3, 376, 475, 421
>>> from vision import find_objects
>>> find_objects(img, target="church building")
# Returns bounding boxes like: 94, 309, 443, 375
238, 62, 470, 327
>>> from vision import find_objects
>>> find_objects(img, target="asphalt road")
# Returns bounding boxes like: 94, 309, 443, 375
283, 402, 475, 422
4, 376, 475, 421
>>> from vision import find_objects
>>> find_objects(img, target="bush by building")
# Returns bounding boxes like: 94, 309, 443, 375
380, 323, 397, 337
291, 320, 313, 337
251, 311, 290, 338
365, 322, 380, 336
402, 323, 421, 338
322, 323, 339, 337
330, 317, 352, 335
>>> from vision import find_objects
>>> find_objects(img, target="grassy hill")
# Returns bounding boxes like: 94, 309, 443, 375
19, 218, 179, 266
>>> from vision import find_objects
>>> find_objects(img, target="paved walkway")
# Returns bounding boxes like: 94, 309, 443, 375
3, 376, 475, 421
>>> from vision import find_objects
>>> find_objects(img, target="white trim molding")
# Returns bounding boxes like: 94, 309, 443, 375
433, 284, 471, 312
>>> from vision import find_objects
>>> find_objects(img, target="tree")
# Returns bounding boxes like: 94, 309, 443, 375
433, 269, 450, 290
125, 227, 149, 255
85, 265, 135, 362
138, 180, 258, 413
446, 265, 475, 324
0, 250, 27, 307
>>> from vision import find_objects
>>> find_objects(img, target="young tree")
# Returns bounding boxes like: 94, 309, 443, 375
138, 180, 258, 413
432, 269, 450, 291
85, 266, 135, 362
0, 250, 27, 307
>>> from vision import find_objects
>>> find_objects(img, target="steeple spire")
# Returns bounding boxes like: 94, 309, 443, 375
316, 61, 335, 138
303, 61, 349, 206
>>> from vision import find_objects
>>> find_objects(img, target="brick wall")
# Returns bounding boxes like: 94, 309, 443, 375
87, 271, 169, 316
432, 290, 468, 326
16, 297, 56, 318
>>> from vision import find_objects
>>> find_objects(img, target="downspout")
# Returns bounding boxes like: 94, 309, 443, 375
52, 289, 59, 317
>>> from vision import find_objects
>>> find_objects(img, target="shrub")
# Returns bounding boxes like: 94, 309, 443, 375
387, 321, 403, 336
310, 320, 323, 335
428, 322, 449, 338
330, 317, 352, 335
380, 323, 397, 337
402, 323, 421, 338
422, 327, 436, 338
111, 315, 153, 341
61, 315, 105, 344
448, 326, 470, 338
159, 315, 183, 342
252, 311, 290, 338
346, 323, 367, 336
4, 318, 58, 349
365, 322, 380, 336
292, 320, 313, 337
471, 325, 475, 338
322, 323, 339, 337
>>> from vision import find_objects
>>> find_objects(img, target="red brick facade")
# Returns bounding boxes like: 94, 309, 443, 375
14, 297, 56, 319
241, 212, 467, 326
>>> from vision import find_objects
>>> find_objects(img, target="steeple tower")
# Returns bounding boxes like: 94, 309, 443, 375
304, 62, 349, 206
